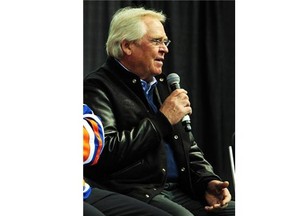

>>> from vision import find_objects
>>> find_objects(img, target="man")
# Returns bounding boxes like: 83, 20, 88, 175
84, 7, 235, 216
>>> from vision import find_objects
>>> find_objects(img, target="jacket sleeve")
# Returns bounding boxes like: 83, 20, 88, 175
188, 139, 222, 196
83, 104, 105, 166
84, 83, 172, 172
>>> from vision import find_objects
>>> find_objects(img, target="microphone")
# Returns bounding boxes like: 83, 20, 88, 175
167, 73, 192, 132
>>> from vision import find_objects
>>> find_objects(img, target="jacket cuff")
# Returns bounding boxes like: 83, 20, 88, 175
196, 176, 222, 198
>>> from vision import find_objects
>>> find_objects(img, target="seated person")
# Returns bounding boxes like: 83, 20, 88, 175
84, 7, 235, 216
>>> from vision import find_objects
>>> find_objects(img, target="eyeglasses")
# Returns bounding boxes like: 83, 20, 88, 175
150, 38, 171, 47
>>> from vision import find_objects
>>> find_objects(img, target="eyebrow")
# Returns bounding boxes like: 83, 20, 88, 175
150, 37, 168, 40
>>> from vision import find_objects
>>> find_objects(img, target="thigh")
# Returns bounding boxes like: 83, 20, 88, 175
84, 201, 106, 216
168, 187, 208, 216
150, 193, 195, 216
86, 188, 172, 216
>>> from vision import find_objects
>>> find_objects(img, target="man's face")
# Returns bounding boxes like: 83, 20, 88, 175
127, 17, 169, 81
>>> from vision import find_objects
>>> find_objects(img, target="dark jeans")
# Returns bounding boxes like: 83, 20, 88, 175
149, 183, 235, 216
84, 187, 173, 216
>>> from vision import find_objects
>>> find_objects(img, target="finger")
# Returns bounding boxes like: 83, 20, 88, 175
216, 181, 229, 191
180, 92, 189, 100
221, 193, 231, 205
172, 88, 187, 97
187, 107, 192, 115
221, 181, 229, 188
213, 203, 229, 210
204, 205, 214, 211
205, 203, 223, 212
220, 203, 229, 208
183, 106, 192, 116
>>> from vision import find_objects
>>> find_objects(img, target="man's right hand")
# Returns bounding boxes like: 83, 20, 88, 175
159, 88, 192, 125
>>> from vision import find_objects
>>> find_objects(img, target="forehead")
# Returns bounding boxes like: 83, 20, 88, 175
142, 16, 167, 37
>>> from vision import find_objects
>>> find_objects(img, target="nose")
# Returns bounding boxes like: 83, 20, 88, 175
159, 44, 169, 53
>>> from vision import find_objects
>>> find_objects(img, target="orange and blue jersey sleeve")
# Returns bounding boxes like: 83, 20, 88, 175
83, 104, 105, 200
83, 104, 105, 166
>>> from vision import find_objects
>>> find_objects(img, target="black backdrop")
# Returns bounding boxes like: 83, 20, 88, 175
84, 0, 235, 198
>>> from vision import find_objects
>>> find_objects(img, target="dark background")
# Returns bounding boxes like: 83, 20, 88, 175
84, 0, 235, 198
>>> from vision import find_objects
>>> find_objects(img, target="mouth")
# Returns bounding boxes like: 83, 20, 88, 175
155, 58, 164, 64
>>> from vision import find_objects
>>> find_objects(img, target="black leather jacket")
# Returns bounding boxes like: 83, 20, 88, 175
84, 57, 221, 202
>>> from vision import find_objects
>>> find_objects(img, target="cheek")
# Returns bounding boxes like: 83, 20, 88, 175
135, 47, 159, 68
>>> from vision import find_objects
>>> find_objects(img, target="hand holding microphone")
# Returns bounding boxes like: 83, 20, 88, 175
159, 73, 193, 131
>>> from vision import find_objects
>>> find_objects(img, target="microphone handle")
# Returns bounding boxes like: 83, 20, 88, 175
170, 83, 192, 132
170, 83, 180, 91
182, 115, 192, 132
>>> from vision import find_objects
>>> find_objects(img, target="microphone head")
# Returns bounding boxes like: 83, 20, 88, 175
167, 73, 180, 86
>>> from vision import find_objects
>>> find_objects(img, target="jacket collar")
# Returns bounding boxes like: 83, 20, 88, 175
104, 57, 167, 85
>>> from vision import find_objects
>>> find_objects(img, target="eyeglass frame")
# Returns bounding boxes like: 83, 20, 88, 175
149, 38, 171, 47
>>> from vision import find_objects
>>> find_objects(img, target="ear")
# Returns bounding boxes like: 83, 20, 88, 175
121, 40, 132, 55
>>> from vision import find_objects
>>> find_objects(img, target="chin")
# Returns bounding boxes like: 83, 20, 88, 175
154, 68, 163, 74
156, 70, 163, 75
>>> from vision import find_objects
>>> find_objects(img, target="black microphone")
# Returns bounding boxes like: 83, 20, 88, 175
167, 73, 192, 132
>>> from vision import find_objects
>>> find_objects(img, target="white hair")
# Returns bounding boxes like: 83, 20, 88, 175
106, 7, 166, 59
